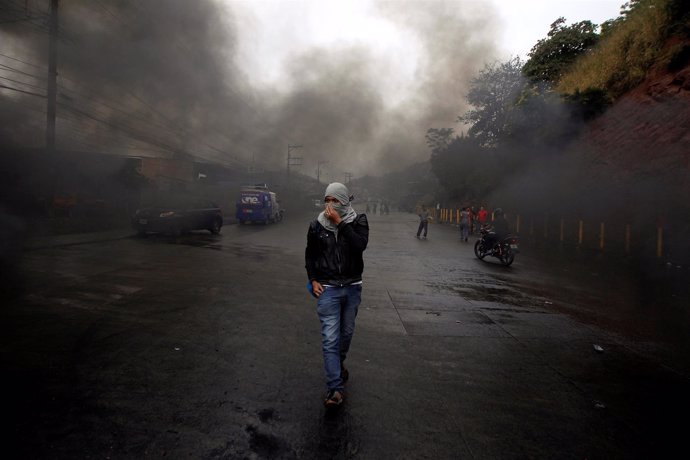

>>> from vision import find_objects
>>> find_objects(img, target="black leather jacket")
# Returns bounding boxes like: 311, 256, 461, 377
305, 214, 369, 286
491, 216, 510, 239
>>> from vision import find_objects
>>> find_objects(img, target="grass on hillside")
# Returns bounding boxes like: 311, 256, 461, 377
557, 0, 689, 99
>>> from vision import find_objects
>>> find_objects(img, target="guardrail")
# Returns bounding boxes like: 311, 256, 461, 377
433, 208, 682, 262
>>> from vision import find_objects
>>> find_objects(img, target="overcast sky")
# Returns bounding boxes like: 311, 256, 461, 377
0, 0, 626, 177
496, 0, 622, 58
219, 0, 624, 176
230, 0, 623, 86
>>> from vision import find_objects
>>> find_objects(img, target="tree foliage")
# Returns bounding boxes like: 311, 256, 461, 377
429, 135, 499, 201
458, 57, 525, 148
425, 128, 455, 155
523, 17, 599, 84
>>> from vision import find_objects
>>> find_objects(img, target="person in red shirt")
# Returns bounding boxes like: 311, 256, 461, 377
477, 206, 488, 231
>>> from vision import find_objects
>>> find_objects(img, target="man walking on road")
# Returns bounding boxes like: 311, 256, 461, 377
459, 207, 470, 242
305, 182, 369, 408
417, 205, 430, 239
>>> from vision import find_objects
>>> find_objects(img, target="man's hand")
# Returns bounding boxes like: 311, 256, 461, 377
312, 280, 324, 297
325, 205, 342, 225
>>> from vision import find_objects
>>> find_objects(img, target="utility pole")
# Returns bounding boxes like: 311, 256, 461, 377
343, 172, 353, 184
286, 144, 303, 189
316, 160, 328, 183
46, 0, 59, 153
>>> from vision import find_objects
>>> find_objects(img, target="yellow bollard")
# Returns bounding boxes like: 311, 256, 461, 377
625, 224, 631, 254
456, 209, 460, 224
657, 227, 663, 259
559, 218, 564, 243
578, 220, 584, 246
599, 222, 605, 251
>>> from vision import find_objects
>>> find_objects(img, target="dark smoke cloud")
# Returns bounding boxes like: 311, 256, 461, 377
1, 0, 500, 176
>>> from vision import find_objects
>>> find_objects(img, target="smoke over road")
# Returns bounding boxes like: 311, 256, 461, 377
0, 0, 499, 176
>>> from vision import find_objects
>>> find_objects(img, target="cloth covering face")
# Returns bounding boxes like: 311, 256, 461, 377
317, 182, 357, 235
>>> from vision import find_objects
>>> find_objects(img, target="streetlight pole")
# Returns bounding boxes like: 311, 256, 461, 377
287, 144, 303, 190
317, 160, 328, 183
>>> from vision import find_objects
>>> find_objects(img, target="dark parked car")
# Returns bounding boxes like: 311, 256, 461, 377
132, 197, 223, 236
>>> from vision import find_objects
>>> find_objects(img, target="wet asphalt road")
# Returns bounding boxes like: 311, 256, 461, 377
3, 211, 690, 459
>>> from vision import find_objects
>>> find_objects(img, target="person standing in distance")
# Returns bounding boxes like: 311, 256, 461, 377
305, 182, 369, 407
417, 205, 430, 239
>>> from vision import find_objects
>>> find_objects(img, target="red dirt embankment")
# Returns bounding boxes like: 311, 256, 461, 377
578, 54, 690, 196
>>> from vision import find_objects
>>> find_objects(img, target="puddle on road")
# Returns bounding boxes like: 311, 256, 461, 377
431, 281, 539, 308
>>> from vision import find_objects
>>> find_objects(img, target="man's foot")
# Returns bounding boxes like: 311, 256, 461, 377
324, 389, 344, 407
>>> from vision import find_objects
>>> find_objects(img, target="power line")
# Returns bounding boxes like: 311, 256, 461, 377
56, 82, 242, 166
0, 74, 46, 92
0, 52, 44, 70
57, 81, 182, 138
0, 83, 46, 98
2, 3, 251, 168
59, 103, 184, 156
124, 0, 287, 157
0, 62, 47, 81
6, 0, 49, 15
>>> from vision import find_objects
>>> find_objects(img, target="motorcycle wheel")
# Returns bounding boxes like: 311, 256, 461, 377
500, 250, 515, 266
474, 240, 487, 260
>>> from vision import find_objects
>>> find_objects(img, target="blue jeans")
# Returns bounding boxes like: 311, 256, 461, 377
460, 223, 469, 240
316, 284, 362, 391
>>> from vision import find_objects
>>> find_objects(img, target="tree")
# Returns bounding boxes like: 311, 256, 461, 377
523, 17, 599, 84
458, 57, 526, 148
429, 134, 499, 201
425, 128, 455, 155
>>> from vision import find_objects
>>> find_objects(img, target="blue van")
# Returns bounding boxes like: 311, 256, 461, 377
235, 184, 283, 224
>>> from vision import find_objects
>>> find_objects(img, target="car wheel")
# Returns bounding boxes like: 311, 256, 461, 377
210, 218, 222, 234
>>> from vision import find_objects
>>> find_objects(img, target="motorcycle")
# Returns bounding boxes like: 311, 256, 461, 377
474, 226, 520, 266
